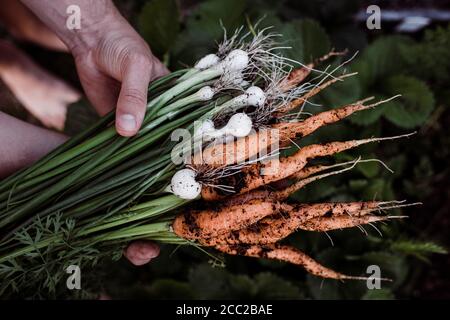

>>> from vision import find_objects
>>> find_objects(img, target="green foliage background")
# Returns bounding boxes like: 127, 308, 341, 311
8, 0, 450, 299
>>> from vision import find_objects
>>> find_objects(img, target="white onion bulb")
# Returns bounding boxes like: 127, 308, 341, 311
222, 49, 249, 72
194, 119, 216, 140
170, 169, 202, 200
195, 54, 220, 70
197, 86, 215, 101
221, 113, 253, 138
245, 86, 266, 107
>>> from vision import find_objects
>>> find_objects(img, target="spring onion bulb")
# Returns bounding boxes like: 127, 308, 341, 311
222, 71, 249, 87
195, 54, 220, 70
195, 49, 248, 73
231, 86, 266, 108
212, 86, 266, 117
194, 119, 216, 139
214, 49, 250, 73
219, 113, 253, 138
198, 113, 253, 141
196, 86, 215, 101
245, 86, 266, 107
170, 169, 202, 200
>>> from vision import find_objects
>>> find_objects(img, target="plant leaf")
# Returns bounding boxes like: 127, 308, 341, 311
390, 240, 447, 260
358, 36, 414, 85
361, 252, 409, 288
381, 75, 435, 128
362, 288, 395, 300
253, 273, 303, 299
280, 19, 331, 64
172, 0, 247, 65
138, 0, 180, 57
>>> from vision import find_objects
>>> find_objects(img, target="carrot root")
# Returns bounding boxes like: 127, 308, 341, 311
172, 199, 289, 240
201, 133, 414, 201
215, 243, 390, 281
279, 50, 348, 92
197, 201, 406, 246
297, 215, 407, 232
276, 72, 358, 115
192, 95, 401, 169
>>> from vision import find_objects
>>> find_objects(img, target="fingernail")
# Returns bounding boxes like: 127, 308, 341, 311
118, 114, 136, 132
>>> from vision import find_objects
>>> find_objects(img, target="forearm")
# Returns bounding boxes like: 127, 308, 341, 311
0, 112, 67, 179
20, 0, 120, 53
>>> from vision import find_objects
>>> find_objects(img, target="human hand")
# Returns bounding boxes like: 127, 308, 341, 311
123, 240, 160, 266
71, 15, 168, 136
0, 40, 80, 130
21, 0, 169, 136
0, 0, 67, 51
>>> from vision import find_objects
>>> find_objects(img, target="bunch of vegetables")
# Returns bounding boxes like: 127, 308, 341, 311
0, 28, 416, 295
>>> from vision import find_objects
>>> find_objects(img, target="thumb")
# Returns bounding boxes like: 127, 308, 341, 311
115, 56, 151, 137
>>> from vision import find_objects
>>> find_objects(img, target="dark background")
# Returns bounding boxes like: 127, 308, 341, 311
0, 0, 449, 299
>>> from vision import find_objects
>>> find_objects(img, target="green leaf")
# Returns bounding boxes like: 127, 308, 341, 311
348, 101, 386, 126
280, 19, 331, 64
188, 264, 230, 299
381, 75, 435, 128
319, 72, 362, 107
253, 273, 303, 299
361, 252, 409, 288
387, 155, 407, 179
138, 0, 180, 57
142, 279, 195, 299
407, 25, 450, 87
349, 179, 368, 191
362, 178, 385, 199
290, 178, 338, 202
358, 36, 414, 85
390, 240, 447, 261
187, 0, 247, 40
356, 156, 381, 178
172, 0, 247, 66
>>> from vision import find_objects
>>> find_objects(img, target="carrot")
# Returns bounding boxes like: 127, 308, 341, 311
297, 215, 405, 232
279, 50, 348, 92
192, 96, 396, 167
191, 127, 279, 166
172, 199, 289, 240
222, 159, 360, 206
275, 72, 358, 115
273, 97, 380, 142
215, 243, 382, 280
198, 201, 387, 246
264, 158, 359, 200
201, 133, 414, 201
279, 67, 313, 92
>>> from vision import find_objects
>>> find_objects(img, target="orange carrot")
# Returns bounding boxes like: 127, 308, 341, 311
297, 215, 403, 232
192, 96, 394, 167
172, 199, 289, 240
279, 50, 348, 91
192, 128, 279, 166
215, 243, 382, 280
197, 201, 385, 246
222, 160, 359, 206
201, 133, 413, 201
273, 98, 377, 142
276, 72, 358, 115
